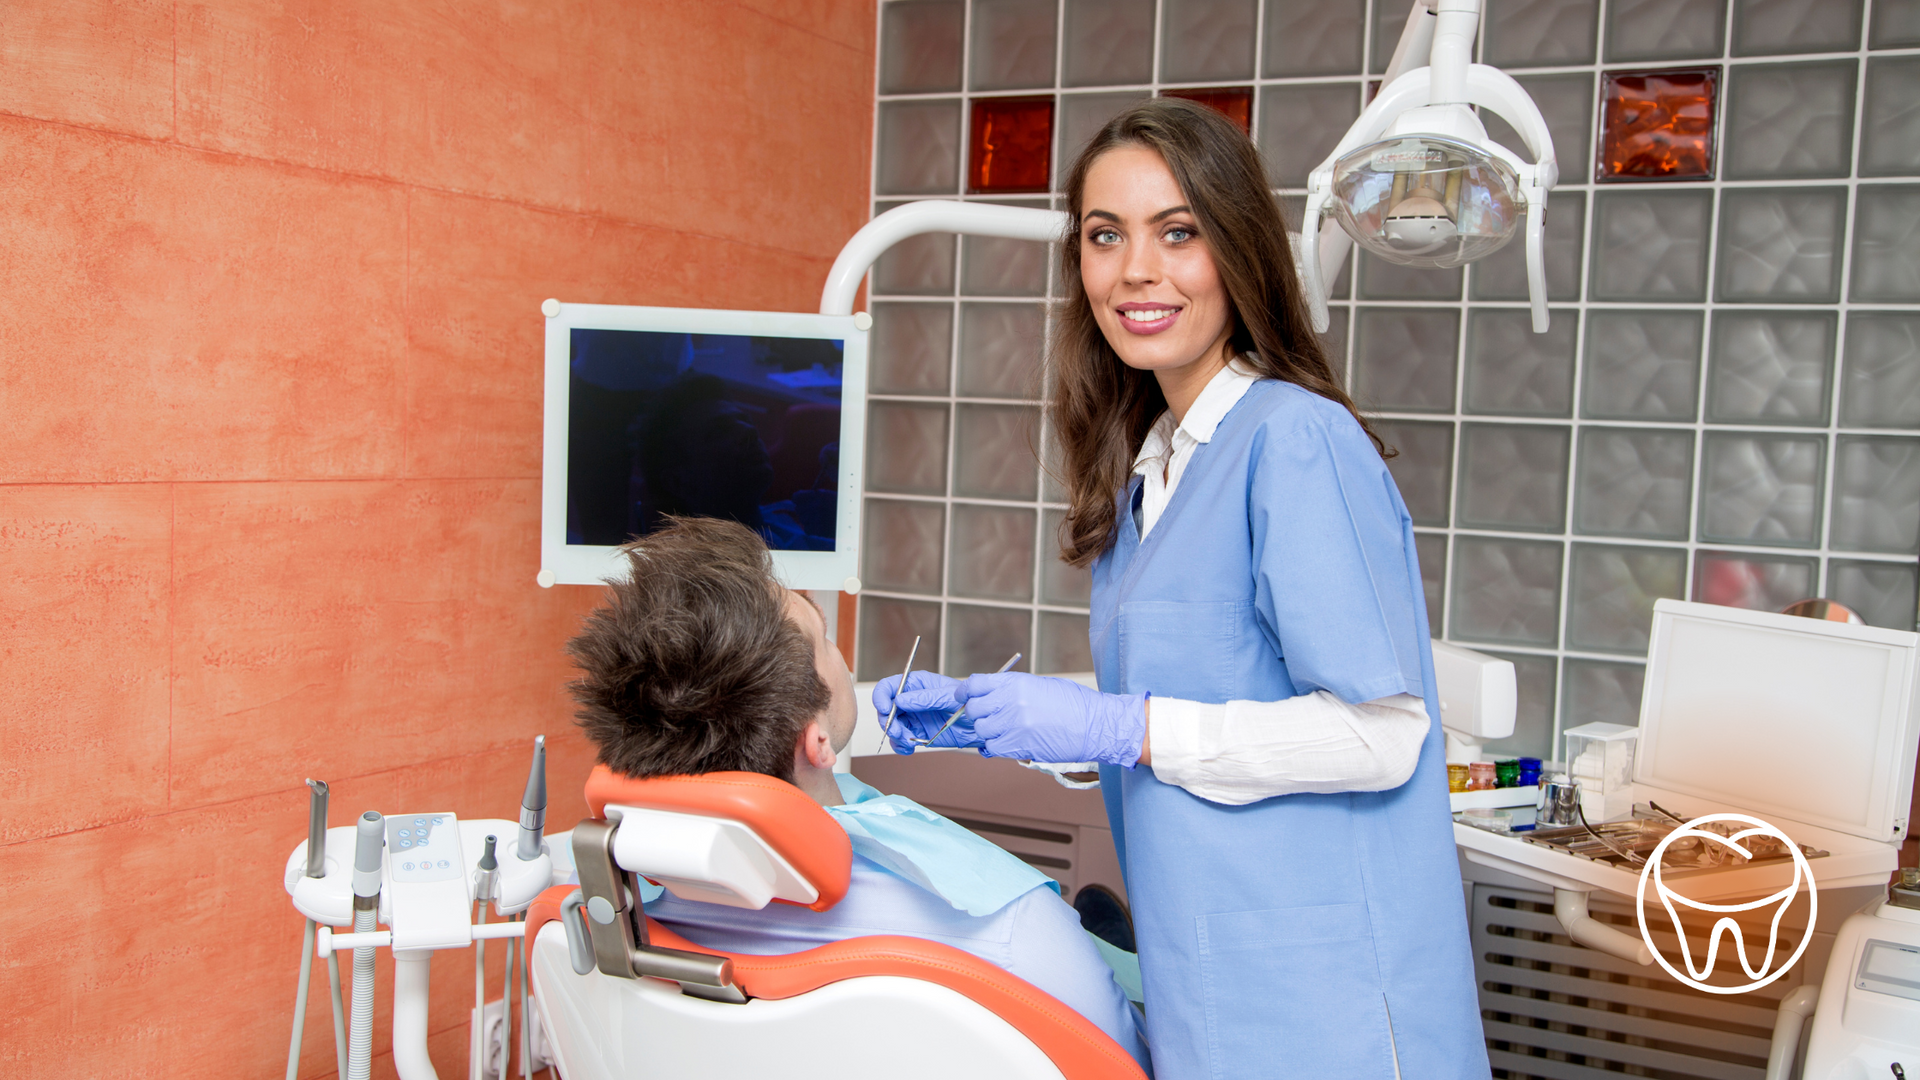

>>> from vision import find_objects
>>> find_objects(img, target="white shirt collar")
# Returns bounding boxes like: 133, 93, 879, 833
1133, 357, 1261, 470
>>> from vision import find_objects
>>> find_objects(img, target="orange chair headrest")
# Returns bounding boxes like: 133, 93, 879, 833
583, 765, 853, 912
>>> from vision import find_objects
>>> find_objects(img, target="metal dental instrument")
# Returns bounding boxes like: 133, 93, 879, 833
1573, 801, 1645, 866
518, 735, 547, 862
1647, 800, 1691, 826
915, 652, 1022, 746
880, 635, 921, 745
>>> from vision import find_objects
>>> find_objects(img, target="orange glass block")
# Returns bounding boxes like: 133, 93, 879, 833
1163, 87, 1253, 135
968, 96, 1054, 194
1598, 68, 1718, 182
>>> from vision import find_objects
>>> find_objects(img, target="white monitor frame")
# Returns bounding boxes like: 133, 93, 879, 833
540, 301, 869, 591
1636, 598, 1920, 844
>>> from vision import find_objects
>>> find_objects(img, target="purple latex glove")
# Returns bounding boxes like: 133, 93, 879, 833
871, 670, 976, 754
896, 671, 1147, 766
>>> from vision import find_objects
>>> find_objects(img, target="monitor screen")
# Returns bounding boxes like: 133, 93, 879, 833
568, 329, 844, 552
541, 304, 868, 590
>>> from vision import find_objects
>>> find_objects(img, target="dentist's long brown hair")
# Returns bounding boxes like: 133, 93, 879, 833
1049, 97, 1386, 567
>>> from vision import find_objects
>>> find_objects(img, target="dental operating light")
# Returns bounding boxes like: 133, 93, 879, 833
1301, 0, 1559, 332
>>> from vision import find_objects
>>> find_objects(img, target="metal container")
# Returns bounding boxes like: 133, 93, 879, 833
1538, 774, 1581, 827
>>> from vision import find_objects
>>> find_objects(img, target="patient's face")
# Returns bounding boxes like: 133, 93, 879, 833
786, 590, 855, 751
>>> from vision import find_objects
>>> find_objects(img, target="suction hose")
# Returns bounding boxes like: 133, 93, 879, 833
349, 811, 385, 1080
474, 836, 499, 1080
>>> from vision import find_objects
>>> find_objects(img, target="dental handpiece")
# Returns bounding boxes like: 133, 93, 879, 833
475, 834, 499, 906
517, 735, 547, 862
352, 812, 385, 906
304, 779, 329, 879
919, 652, 1022, 746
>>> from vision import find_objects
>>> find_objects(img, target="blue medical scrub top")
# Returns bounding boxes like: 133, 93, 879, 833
1090, 379, 1487, 1080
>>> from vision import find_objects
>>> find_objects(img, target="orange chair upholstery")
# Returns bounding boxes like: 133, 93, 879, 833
527, 887, 1146, 1080
544, 767, 1150, 1080
583, 765, 852, 911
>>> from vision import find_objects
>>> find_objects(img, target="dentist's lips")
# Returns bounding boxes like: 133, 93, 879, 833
1116, 305, 1181, 335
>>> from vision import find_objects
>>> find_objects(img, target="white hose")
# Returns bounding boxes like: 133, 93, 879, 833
349, 906, 377, 1080
287, 918, 316, 1080
500, 940, 513, 1080
473, 905, 488, 1080
327, 949, 349, 1079
518, 914, 533, 1076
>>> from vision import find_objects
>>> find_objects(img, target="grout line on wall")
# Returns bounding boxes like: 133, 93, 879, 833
170, 1, 179, 143
0, 108, 852, 271
167, 480, 177, 810
403, 189, 414, 480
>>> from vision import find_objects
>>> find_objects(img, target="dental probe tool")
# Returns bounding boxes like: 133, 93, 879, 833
881, 635, 921, 744
517, 736, 546, 862
918, 652, 1021, 746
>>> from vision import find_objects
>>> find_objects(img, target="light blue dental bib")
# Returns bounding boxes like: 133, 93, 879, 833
1091, 380, 1488, 1080
824, 773, 1058, 916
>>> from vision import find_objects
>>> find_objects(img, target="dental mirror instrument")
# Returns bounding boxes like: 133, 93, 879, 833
917, 652, 1022, 746
881, 635, 920, 744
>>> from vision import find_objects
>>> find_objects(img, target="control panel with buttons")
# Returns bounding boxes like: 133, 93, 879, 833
386, 813, 462, 885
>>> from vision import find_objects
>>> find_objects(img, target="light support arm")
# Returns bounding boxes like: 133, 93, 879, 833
819, 201, 1071, 316
1382, 0, 1438, 87
1428, 0, 1481, 105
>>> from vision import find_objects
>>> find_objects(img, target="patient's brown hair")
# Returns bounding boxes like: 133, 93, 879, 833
567, 516, 830, 782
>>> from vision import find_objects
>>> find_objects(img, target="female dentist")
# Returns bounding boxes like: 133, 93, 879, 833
878, 98, 1488, 1079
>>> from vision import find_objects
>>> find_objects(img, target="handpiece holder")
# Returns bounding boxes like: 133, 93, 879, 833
286, 818, 554, 927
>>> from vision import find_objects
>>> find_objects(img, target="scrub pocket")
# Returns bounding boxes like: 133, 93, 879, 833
1117, 600, 1242, 699
1196, 903, 1394, 1080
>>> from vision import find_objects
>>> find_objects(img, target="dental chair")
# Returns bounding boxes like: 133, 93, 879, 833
526, 766, 1148, 1080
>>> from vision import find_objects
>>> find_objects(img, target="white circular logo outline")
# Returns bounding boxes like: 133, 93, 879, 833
1633, 812, 1817, 995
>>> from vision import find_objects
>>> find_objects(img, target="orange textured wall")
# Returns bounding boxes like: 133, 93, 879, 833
0, 2, 874, 1075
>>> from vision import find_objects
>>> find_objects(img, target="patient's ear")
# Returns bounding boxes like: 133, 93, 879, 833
795, 719, 837, 773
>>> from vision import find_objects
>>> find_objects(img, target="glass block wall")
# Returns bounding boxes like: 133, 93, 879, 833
860, 0, 1920, 764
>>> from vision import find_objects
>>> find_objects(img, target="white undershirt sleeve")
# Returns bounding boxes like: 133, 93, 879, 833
1147, 692, 1431, 805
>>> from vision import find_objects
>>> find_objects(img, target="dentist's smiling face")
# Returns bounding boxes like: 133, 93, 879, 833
1079, 144, 1235, 391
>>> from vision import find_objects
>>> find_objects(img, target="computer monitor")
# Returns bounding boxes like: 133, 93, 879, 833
541, 302, 869, 590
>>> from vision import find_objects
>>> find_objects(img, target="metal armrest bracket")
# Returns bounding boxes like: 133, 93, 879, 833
571, 818, 748, 1004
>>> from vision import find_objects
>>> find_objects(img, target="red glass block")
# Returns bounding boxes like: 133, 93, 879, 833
968, 96, 1054, 194
1598, 68, 1718, 182
1163, 87, 1253, 135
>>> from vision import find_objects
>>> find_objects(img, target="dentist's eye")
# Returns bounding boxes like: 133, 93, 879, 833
1087, 226, 1121, 246
1165, 225, 1195, 243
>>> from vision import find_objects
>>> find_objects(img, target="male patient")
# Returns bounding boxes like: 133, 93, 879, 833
566, 517, 1147, 1069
